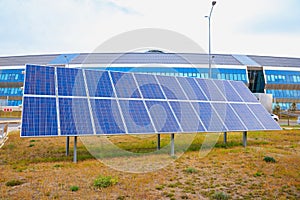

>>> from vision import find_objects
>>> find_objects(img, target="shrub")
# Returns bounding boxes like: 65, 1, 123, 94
93, 175, 118, 188
70, 185, 79, 191
155, 184, 164, 190
53, 164, 63, 168
263, 156, 276, 163
5, 179, 24, 187
184, 167, 198, 174
211, 191, 230, 200
254, 171, 263, 177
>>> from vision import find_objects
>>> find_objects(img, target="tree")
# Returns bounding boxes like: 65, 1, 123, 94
290, 102, 297, 112
273, 104, 281, 115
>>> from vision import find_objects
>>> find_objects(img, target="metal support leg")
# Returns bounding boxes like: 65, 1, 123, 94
66, 136, 70, 156
73, 136, 77, 163
243, 131, 247, 147
171, 134, 175, 156
224, 132, 227, 144
157, 134, 161, 150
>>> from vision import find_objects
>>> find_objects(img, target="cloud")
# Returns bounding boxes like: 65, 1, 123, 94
241, 0, 300, 34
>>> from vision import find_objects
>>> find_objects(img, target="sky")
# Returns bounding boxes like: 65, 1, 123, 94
0, 0, 300, 57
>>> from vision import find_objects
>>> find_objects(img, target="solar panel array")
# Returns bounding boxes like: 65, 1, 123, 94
21, 64, 281, 137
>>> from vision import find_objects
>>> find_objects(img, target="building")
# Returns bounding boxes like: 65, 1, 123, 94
0, 52, 300, 110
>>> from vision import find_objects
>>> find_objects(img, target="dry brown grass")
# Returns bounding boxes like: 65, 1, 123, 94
0, 130, 300, 199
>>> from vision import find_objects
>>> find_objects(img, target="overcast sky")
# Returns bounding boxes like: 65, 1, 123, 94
0, 0, 300, 57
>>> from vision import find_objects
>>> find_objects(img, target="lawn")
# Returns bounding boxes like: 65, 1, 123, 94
0, 130, 299, 199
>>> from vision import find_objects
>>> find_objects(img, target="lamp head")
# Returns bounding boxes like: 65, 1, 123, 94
212, 1, 216, 6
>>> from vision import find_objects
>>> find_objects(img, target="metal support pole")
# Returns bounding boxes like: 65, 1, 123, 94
171, 133, 175, 156
66, 136, 70, 156
157, 134, 161, 150
208, 16, 212, 78
224, 132, 227, 144
243, 131, 247, 147
73, 136, 77, 163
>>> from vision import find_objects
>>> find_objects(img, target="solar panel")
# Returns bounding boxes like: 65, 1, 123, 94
213, 80, 243, 102
59, 98, 94, 135
195, 79, 226, 101
119, 100, 155, 134
156, 76, 187, 100
177, 77, 207, 100
229, 81, 258, 102
57, 68, 86, 96
85, 70, 114, 97
212, 103, 246, 131
90, 99, 125, 134
111, 71, 141, 98
21, 97, 58, 136
134, 73, 165, 99
192, 102, 227, 132
24, 65, 56, 95
21, 65, 281, 137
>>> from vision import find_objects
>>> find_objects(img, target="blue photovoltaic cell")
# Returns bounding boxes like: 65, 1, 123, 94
134, 73, 165, 99
146, 101, 180, 133
247, 104, 281, 130
192, 102, 226, 132
170, 101, 205, 132
119, 100, 155, 133
57, 68, 86, 96
213, 80, 243, 102
230, 81, 258, 102
91, 99, 126, 134
24, 65, 56, 95
231, 104, 264, 130
110, 71, 141, 98
156, 76, 187, 100
21, 97, 58, 136
59, 98, 93, 135
85, 70, 114, 97
195, 79, 225, 101
177, 77, 207, 100
212, 103, 246, 131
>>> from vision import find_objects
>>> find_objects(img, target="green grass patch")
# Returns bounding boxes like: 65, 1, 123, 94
184, 167, 198, 174
263, 156, 276, 163
70, 185, 79, 191
5, 179, 24, 187
93, 175, 118, 188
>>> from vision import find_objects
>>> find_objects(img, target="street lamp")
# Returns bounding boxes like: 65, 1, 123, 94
205, 1, 217, 78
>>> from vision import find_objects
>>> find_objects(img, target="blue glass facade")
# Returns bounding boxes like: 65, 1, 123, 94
265, 70, 300, 84
0, 69, 23, 106
87, 67, 248, 82
0, 69, 24, 82
265, 70, 300, 110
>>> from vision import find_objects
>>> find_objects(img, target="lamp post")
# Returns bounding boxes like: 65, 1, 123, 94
205, 1, 217, 78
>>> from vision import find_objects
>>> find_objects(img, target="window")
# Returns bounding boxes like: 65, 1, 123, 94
271, 75, 275, 82
233, 74, 237, 80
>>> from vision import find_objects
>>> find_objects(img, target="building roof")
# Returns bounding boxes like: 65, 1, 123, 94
0, 52, 300, 67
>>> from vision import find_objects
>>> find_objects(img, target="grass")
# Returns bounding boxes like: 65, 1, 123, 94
184, 167, 198, 174
93, 175, 118, 188
211, 191, 230, 200
0, 130, 299, 199
5, 179, 24, 187
70, 185, 79, 191
263, 156, 276, 163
